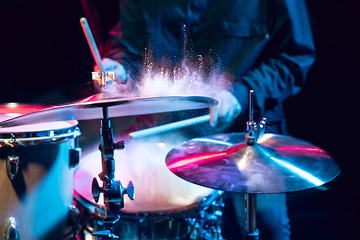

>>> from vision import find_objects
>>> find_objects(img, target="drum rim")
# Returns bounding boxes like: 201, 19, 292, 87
0, 123, 80, 144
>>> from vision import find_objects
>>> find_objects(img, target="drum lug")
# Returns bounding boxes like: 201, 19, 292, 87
4, 217, 19, 240
69, 148, 82, 168
66, 204, 81, 238
67, 205, 80, 226
6, 155, 19, 180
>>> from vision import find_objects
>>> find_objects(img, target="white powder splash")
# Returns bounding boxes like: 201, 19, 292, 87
101, 56, 232, 99
137, 54, 232, 98
101, 27, 233, 99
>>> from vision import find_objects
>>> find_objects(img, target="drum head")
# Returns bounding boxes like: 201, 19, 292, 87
73, 138, 214, 212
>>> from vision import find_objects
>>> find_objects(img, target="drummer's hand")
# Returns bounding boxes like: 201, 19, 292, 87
94, 58, 127, 84
209, 90, 241, 128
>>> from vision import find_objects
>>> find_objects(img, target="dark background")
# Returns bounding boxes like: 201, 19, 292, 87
0, 0, 359, 239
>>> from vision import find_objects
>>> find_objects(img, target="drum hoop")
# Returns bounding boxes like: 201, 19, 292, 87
0, 126, 81, 144
73, 190, 98, 214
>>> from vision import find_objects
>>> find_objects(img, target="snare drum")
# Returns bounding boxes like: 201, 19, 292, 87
0, 117, 81, 240
73, 138, 224, 240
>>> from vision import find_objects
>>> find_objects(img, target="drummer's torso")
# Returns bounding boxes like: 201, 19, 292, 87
120, 0, 270, 74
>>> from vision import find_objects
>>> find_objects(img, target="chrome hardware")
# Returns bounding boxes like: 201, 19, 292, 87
69, 128, 82, 168
67, 204, 81, 238
4, 217, 19, 240
92, 177, 135, 217
6, 155, 19, 180
69, 148, 82, 168
246, 90, 266, 145
245, 90, 261, 239
187, 192, 225, 240
68, 205, 80, 226
92, 72, 115, 86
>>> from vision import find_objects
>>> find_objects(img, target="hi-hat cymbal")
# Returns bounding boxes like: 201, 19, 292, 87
165, 132, 340, 193
0, 94, 217, 128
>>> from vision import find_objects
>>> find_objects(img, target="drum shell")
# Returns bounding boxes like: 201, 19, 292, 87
0, 125, 80, 240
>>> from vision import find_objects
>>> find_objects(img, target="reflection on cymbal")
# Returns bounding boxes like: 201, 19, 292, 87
166, 132, 340, 193
0, 94, 217, 128
0, 103, 50, 122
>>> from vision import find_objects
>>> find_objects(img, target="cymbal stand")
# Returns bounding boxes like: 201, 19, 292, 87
91, 106, 135, 239
244, 90, 266, 240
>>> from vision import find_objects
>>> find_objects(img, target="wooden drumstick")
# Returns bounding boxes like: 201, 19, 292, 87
80, 17, 104, 73
129, 114, 211, 138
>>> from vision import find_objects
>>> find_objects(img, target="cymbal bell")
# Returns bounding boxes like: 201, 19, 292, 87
0, 94, 217, 128
165, 132, 340, 193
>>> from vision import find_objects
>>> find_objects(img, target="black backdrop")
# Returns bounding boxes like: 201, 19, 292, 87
1, 0, 359, 239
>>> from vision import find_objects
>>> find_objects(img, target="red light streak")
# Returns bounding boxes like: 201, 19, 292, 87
275, 147, 326, 153
167, 152, 227, 170
0, 104, 49, 114
167, 144, 245, 170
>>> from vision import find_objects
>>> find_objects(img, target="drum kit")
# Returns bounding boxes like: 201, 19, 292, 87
0, 18, 340, 240
0, 89, 341, 240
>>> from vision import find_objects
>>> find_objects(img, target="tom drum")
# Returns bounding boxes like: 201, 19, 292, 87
0, 105, 81, 240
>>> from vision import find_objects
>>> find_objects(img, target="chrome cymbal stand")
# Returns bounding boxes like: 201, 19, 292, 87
244, 90, 266, 240
91, 106, 135, 239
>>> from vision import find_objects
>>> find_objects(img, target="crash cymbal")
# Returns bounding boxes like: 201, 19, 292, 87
0, 94, 217, 128
165, 132, 340, 193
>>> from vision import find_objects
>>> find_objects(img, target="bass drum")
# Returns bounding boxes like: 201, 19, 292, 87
73, 136, 224, 240
0, 104, 81, 240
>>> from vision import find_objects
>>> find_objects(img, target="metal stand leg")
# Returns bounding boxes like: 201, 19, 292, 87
244, 193, 259, 240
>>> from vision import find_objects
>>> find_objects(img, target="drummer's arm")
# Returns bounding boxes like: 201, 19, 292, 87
232, 1, 316, 119
97, 0, 146, 83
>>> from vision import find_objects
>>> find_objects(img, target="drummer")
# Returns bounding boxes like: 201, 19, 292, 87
94, 1, 315, 239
